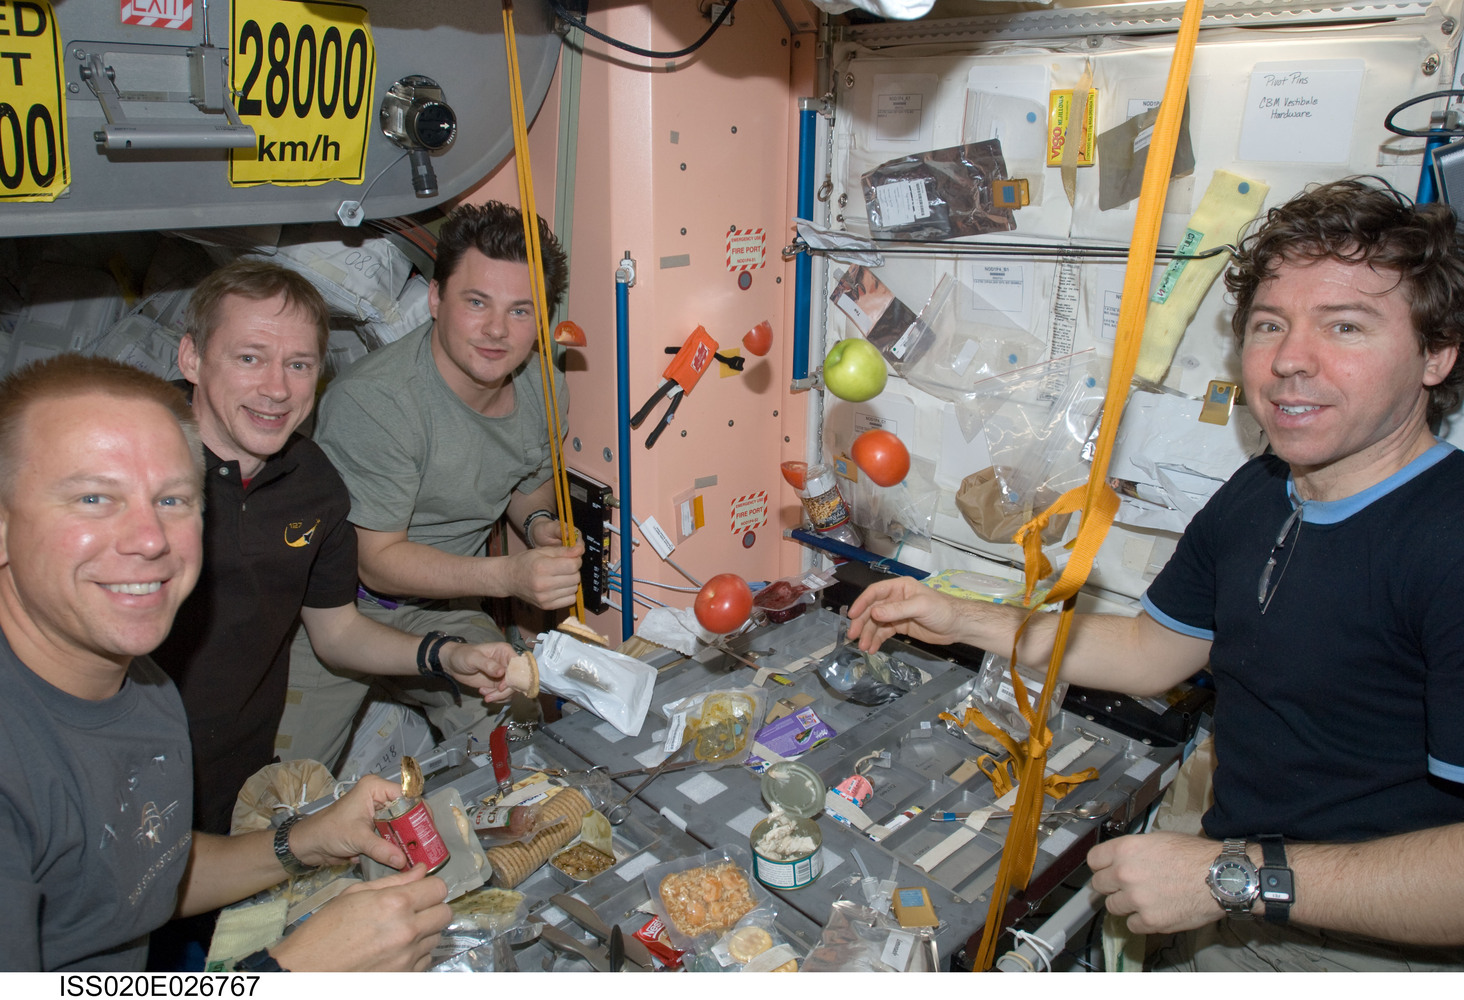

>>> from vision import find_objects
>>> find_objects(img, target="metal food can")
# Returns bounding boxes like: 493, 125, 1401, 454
750, 814, 824, 890
374, 796, 450, 874
751, 760, 826, 891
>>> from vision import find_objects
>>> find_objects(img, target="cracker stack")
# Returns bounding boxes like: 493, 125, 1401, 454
484, 788, 590, 888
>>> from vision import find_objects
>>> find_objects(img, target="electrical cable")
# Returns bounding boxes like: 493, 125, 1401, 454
629, 515, 703, 588
1009, 929, 1058, 972
549, 0, 739, 61
632, 577, 702, 593
1383, 90, 1464, 137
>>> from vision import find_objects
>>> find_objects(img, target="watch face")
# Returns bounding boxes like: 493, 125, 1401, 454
1211, 860, 1258, 901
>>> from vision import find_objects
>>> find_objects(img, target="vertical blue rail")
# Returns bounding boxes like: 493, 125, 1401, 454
615, 272, 634, 642
792, 102, 818, 383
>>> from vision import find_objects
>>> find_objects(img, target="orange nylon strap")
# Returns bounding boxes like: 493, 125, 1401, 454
974, 0, 1206, 970
503, 0, 585, 620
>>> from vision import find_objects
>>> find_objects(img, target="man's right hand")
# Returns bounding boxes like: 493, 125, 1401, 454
269, 865, 451, 972
503, 538, 584, 609
846, 577, 977, 651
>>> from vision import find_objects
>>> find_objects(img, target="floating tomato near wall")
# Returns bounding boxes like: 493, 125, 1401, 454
850, 429, 910, 487
694, 573, 753, 634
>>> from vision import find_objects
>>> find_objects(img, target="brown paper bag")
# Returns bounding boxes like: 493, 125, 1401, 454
955, 467, 1070, 545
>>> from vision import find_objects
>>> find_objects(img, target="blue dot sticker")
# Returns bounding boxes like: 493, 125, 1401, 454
1238, 182, 1250, 194
1008, 353, 1018, 364
1026, 111, 1037, 123
1086, 376, 1096, 387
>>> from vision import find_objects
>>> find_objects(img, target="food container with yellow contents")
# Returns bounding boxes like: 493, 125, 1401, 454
661, 685, 767, 768
751, 761, 826, 890
641, 845, 775, 954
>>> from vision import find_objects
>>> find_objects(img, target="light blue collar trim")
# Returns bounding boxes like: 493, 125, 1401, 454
1428, 754, 1464, 785
1291, 441, 1457, 526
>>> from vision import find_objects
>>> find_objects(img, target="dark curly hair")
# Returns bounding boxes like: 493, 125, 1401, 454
1225, 176, 1464, 425
433, 201, 568, 311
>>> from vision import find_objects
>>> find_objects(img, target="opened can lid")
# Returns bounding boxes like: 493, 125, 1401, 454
760, 761, 825, 819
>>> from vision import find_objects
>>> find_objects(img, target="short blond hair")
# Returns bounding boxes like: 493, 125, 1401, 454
0, 354, 204, 500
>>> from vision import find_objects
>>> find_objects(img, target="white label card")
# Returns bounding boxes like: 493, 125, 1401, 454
1238, 60, 1363, 164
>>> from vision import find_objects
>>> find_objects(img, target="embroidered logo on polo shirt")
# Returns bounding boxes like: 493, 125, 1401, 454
284, 519, 321, 548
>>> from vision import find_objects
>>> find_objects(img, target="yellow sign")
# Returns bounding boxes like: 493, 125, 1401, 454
229, 0, 375, 187
0, 0, 69, 203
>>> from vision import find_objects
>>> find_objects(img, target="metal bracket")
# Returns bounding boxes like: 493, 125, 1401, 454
73, 42, 255, 151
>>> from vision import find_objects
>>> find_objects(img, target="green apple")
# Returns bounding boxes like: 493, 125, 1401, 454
822, 337, 888, 401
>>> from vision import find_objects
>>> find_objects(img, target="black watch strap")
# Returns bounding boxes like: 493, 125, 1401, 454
235, 948, 288, 972
416, 630, 467, 682
1257, 833, 1294, 925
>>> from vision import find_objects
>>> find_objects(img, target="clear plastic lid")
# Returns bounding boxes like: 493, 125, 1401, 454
760, 761, 825, 820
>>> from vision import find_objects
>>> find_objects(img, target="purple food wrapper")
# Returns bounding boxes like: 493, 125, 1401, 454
746, 707, 836, 773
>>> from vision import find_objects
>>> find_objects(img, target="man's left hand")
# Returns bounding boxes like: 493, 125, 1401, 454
288, 774, 410, 871
1087, 832, 1228, 934
441, 640, 515, 702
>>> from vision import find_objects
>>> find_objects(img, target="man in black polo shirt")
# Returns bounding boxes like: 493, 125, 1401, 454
152, 260, 519, 838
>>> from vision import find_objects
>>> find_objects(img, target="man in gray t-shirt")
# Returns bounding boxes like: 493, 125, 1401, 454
0, 355, 450, 971
279, 202, 583, 769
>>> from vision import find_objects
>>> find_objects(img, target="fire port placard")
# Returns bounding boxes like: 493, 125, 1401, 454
0, 0, 69, 203
729, 490, 769, 533
725, 227, 766, 271
229, 0, 376, 187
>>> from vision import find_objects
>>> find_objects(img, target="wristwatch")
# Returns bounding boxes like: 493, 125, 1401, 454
1257, 833, 1295, 925
522, 508, 555, 547
1206, 838, 1260, 918
272, 813, 313, 879
235, 948, 288, 973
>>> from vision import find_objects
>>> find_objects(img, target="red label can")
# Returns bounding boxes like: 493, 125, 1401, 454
374, 797, 450, 873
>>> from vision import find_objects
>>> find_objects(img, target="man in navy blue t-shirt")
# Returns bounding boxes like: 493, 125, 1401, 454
849, 178, 1464, 968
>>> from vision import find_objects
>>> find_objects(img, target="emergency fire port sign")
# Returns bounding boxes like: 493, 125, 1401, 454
730, 490, 769, 533
725, 227, 766, 272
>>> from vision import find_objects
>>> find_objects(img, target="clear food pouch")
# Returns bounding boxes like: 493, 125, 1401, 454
816, 644, 922, 706
960, 350, 1108, 522
861, 140, 1018, 242
940, 650, 1067, 752
533, 629, 657, 736
709, 908, 800, 972
660, 685, 768, 768
801, 899, 939, 972
643, 845, 773, 955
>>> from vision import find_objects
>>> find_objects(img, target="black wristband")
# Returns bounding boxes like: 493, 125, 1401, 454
235, 948, 288, 972
417, 630, 466, 681
1257, 833, 1294, 925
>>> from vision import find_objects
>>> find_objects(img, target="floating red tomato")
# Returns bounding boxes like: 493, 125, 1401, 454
694, 573, 753, 634
779, 461, 808, 491
742, 320, 773, 357
850, 429, 910, 487
554, 320, 587, 347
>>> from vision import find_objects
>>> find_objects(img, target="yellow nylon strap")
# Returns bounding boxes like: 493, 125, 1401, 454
503, 0, 585, 620
974, 0, 1206, 971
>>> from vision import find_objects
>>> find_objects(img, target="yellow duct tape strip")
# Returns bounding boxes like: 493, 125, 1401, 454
974, 0, 1208, 972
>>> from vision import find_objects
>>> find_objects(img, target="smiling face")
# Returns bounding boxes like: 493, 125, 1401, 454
0, 392, 203, 697
428, 249, 538, 412
178, 292, 323, 479
1240, 256, 1457, 501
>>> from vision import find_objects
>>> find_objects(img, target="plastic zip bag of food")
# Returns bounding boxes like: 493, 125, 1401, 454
752, 568, 836, 625
468, 799, 569, 847
710, 908, 800, 972
660, 685, 768, 768
801, 898, 939, 972
642, 845, 774, 955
